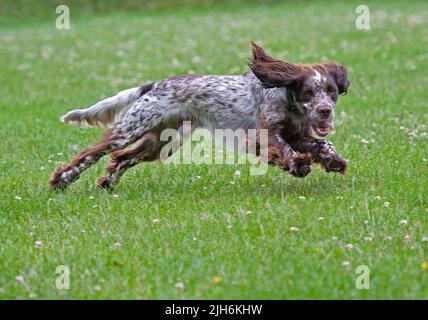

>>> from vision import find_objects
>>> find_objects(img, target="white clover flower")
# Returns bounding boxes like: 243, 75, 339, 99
361, 139, 370, 145
15, 276, 25, 284
175, 282, 185, 292
342, 261, 351, 270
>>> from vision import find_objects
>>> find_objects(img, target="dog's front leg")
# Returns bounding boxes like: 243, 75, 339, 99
267, 131, 312, 178
293, 137, 347, 174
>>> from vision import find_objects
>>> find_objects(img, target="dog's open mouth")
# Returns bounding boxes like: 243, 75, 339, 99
311, 121, 334, 138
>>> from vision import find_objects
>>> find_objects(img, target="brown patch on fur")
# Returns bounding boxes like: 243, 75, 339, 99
323, 61, 350, 94
96, 120, 188, 189
138, 82, 154, 97
253, 107, 315, 177
96, 133, 161, 189
248, 42, 302, 88
288, 153, 312, 177
95, 176, 113, 189
265, 133, 312, 177
323, 156, 347, 173
106, 133, 160, 171
248, 42, 350, 98
249, 113, 313, 176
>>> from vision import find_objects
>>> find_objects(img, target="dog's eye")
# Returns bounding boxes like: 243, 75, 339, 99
303, 89, 314, 99
327, 86, 336, 96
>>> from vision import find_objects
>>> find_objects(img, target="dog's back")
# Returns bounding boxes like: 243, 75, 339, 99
60, 73, 262, 132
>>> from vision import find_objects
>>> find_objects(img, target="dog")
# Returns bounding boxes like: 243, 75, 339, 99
50, 42, 349, 190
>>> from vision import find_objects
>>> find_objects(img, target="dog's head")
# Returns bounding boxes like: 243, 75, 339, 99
249, 42, 350, 137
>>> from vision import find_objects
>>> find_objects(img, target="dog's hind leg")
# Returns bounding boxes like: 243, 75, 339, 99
96, 132, 163, 190
49, 129, 138, 190
50, 100, 168, 190
96, 122, 194, 189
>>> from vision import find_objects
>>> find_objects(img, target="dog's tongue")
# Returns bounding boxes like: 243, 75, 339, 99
314, 121, 334, 137
317, 126, 330, 136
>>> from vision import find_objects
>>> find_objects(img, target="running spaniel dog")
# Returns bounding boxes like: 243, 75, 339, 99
50, 42, 349, 190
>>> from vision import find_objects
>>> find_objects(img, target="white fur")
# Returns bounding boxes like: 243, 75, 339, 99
312, 70, 325, 85
60, 87, 141, 127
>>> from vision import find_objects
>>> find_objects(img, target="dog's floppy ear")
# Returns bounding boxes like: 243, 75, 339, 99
251, 41, 277, 62
323, 61, 350, 95
248, 42, 302, 89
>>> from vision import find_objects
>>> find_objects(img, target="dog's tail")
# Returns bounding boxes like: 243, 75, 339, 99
60, 83, 154, 127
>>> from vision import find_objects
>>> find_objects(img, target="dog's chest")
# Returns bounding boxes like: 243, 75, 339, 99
280, 119, 306, 142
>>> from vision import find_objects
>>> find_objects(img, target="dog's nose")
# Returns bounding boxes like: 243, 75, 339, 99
317, 106, 332, 118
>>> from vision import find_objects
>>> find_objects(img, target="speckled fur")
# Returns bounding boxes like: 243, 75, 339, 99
50, 42, 350, 190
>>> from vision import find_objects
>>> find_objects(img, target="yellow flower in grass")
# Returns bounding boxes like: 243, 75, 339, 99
213, 276, 221, 284
421, 262, 428, 270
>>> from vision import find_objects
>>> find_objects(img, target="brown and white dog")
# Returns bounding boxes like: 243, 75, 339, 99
50, 42, 350, 190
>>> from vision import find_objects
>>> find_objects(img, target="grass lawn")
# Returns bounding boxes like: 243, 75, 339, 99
0, 0, 427, 299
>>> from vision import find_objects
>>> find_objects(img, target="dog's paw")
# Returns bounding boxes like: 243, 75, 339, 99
49, 165, 75, 191
289, 154, 312, 178
324, 156, 347, 174
96, 176, 114, 190
49, 179, 68, 191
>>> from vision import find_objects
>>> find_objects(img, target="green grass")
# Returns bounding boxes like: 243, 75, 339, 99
0, 0, 428, 299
